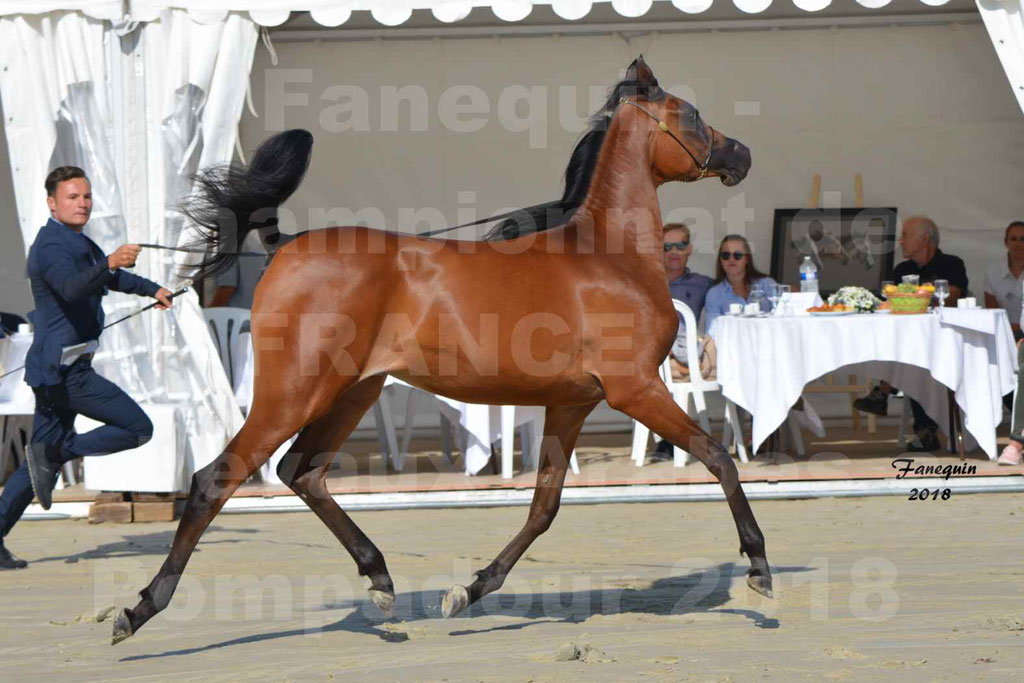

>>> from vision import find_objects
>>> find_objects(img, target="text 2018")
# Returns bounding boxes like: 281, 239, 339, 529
908, 488, 951, 501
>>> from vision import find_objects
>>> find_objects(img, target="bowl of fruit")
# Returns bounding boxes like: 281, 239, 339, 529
883, 282, 935, 314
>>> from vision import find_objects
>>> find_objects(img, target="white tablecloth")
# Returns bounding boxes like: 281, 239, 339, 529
714, 310, 1017, 458
0, 333, 35, 411
82, 404, 188, 492
2, 334, 189, 491
232, 332, 543, 475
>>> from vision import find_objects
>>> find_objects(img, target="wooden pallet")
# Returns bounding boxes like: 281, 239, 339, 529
89, 492, 176, 523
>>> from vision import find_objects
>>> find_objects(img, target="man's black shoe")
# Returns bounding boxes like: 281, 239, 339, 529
0, 541, 27, 570
853, 385, 891, 417
25, 442, 62, 511
652, 439, 674, 461
908, 427, 941, 453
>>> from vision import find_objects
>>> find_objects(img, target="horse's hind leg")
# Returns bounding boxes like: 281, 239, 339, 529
274, 376, 397, 615
111, 406, 309, 644
611, 380, 773, 598
441, 402, 597, 617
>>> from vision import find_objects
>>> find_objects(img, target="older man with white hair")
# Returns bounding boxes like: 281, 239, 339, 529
890, 216, 968, 301
854, 216, 968, 452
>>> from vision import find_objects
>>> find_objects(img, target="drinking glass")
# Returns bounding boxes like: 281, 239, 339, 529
767, 283, 781, 313
901, 274, 920, 286
934, 279, 950, 309
880, 280, 893, 299
778, 284, 791, 315
750, 283, 765, 313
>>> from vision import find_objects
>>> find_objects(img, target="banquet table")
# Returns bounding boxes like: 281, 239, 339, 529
0, 332, 35, 409
231, 332, 545, 476
713, 308, 1017, 459
0, 334, 35, 484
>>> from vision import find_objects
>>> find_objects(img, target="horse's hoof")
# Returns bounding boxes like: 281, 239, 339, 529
441, 585, 469, 618
747, 573, 774, 599
110, 608, 134, 645
368, 589, 395, 617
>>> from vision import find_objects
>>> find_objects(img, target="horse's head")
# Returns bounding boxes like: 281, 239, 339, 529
619, 57, 751, 187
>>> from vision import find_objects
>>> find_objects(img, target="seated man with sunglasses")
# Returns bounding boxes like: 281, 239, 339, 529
655, 222, 713, 458
663, 221, 713, 365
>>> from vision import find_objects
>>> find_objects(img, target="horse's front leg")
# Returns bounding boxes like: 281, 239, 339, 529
608, 378, 773, 599
441, 402, 597, 617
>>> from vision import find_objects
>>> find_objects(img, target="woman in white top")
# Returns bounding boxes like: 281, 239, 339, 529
994, 220, 1024, 466
984, 220, 1024, 340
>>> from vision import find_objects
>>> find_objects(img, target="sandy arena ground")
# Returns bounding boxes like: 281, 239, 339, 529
2, 492, 1023, 681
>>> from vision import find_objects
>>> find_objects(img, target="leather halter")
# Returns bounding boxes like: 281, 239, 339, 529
618, 98, 714, 180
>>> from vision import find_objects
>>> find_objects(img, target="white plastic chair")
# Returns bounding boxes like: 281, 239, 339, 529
396, 387, 456, 470
204, 307, 405, 474
630, 299, 805, 467
500, 405, 579, 479
631, 299, 743, 466
203, 307, 251, 389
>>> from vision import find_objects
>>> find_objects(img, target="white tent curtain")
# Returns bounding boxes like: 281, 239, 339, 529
0, 9, 251, 480
133, 9, 256, 470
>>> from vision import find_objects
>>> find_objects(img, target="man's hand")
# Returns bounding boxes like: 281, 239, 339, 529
154, 287, 174, 310
107, 244, 141, 270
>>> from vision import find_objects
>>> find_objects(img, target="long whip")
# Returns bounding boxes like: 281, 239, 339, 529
0, 286, 190, 381
136, 243, 268, 256
137, 199, 561, 250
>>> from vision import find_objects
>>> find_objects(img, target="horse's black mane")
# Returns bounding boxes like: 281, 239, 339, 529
483, 77, 661, 241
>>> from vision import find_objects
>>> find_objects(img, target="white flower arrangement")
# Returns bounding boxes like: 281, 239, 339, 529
828, 286, 882, 312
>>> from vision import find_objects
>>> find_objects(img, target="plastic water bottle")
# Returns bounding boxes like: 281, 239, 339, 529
799, 256, 819, 293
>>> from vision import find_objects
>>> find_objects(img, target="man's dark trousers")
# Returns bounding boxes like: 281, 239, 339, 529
0, 358, 152, 537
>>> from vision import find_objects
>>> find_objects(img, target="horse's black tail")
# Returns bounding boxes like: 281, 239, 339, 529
182, 129, 313, 281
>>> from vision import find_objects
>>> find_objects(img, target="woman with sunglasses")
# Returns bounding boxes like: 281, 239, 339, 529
704, 234, 776, 335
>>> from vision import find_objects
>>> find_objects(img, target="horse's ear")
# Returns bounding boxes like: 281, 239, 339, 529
625, 55, 661, 100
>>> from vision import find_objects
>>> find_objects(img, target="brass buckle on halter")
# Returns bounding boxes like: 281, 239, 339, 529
620, 97, 712, 181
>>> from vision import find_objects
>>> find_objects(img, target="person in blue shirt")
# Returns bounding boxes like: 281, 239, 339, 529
663, 222, 713, 367
654, 222, 713, 459
0, 166, 173, 570
704, 234, 776, 335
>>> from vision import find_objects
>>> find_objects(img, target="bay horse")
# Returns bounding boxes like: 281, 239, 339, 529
112, 57, 771, 644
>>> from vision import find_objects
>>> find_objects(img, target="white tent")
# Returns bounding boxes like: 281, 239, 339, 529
0, 3, 254, 477
1, 1, 1022, 476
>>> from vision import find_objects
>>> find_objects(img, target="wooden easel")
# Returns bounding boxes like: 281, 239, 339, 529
799, 173, 878, 434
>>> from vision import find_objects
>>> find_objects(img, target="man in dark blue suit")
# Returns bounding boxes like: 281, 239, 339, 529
0, 166, 172, 570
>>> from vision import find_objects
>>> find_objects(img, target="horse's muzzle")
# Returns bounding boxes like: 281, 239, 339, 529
712, 137, 751, 186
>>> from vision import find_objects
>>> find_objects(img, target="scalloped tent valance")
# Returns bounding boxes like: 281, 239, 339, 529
128, 1, 958, 27
0, 1, 962, 26
0, 1, 123, 21
0, 1, 1018, 114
